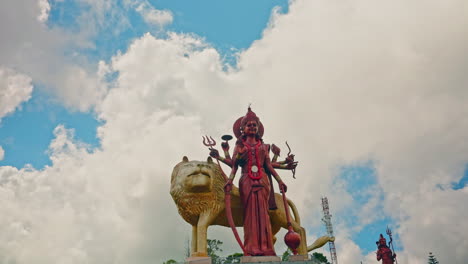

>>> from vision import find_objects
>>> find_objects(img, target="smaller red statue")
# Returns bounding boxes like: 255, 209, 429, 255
376, 233, 397, 264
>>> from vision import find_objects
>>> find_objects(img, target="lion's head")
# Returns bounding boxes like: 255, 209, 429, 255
170, 156, 225, 225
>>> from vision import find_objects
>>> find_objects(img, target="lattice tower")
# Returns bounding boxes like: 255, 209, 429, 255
321, 197, 338, 264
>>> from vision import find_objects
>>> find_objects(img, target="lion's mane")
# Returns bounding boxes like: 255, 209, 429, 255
170, 157, 226, 225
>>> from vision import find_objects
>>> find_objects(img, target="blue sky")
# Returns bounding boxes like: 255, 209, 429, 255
1, 0, 467, 263
0, 88, 101, 168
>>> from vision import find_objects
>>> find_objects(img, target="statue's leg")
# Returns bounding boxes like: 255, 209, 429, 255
191, 225, 197, 256
196, 220, 208, 256
196, 211, 217, 257
298, 227, 307, 255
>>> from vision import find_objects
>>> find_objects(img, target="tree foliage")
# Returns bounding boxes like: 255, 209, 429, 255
281, 248, 292, 261
225, 252, 243, 263
312, 252, 330, 264
428, 252, 439, 264
207, 239, 224, 264
164, 238, 245, 264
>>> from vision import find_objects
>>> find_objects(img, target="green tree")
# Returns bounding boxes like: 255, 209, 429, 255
225, 252, 243, 263
281, 248, 292, 261
312, 252, 330, 264
207, 239, 223, 264
163, 259, 178, 264
428, 252, 439, 264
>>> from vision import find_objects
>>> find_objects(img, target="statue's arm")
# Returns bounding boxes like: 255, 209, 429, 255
376, 251, 382, 261
228, 147, 240, 181
220, 156, 233, 167
264, 148, 287, 192
223, 148, 240, 193
229, 163, 238, 181
271, 161, 297, 170
221, 141, 232, 160
209, 148, 233, 167
265, 155, 282, 182
269, 143, 298, 170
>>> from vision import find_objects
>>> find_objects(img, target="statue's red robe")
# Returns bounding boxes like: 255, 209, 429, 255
237, 144, 276, 256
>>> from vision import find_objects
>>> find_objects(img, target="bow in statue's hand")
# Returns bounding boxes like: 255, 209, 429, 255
224, 179, 233, 193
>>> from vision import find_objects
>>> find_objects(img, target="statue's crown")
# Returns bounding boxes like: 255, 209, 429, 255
379, 234, 387, 245
241, 106, 260, 126
233, 106, 264, 138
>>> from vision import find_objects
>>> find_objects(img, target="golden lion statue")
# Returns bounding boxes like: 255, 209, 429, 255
170, 156, 334, 257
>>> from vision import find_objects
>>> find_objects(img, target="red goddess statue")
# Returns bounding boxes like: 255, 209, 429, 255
210, 107, 296, 256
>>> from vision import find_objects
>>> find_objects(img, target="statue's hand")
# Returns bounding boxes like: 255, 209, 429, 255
221, 142, 229, 152
286, 161, 298, 170
224, 179, 233, 193
285, 154, 295, 163
271, 144, 281, 156
209, 148, 220, 159
279, 181, 287, 193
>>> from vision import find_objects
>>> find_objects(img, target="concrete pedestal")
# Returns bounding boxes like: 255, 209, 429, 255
185, 256, 211, 264
287, 255, 309, 261
185, 254, 318, 264
240, 256, 282, 263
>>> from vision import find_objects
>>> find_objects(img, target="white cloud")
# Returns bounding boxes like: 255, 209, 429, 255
0, 0, 123, 111
136, 2, 173, 27
0, 146, 4, 161
335, 237, 364, 263
235, 0, 468, 262
37, 0, 50, 23
1, 0, 468, 263
54, 64, 109, 112
0, 66, 33, 121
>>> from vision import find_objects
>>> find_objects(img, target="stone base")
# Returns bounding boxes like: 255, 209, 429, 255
240, 256, 282, 263
185, 256, 211, 264
288, 255, 309, 261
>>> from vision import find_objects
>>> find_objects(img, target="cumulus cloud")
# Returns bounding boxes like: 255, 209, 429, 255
0, 66, 33, 121
1, 0, 468, 263
53, 64, 109, 111
0, 146, 4, 161
0, 0, 120, 111
135, 2, 173, 27
37, 0, 50, 23
235, 0, 468, 262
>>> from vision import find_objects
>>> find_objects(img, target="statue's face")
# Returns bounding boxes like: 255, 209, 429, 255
243, 120, 258, 136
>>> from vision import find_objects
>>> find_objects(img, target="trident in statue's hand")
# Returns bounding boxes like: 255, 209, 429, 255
203, 135, 220, 160
202, 135, 228, 182
386, 226, 398, 264
202, 135, 216, 150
